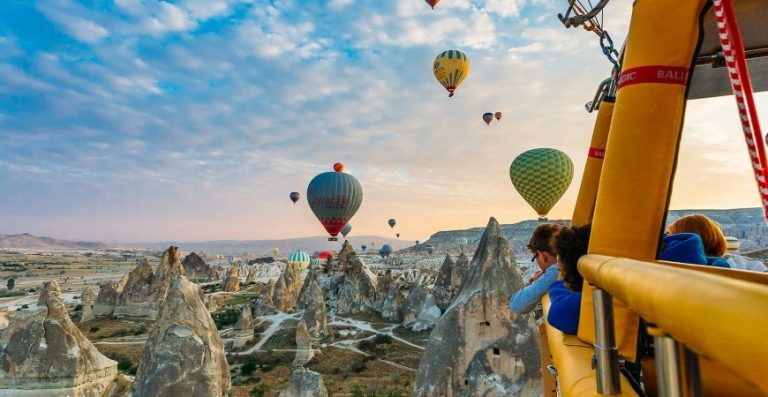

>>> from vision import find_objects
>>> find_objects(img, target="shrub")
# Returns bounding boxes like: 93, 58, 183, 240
374, 334, 393, 345
350, 360, 366, 373
111, 328, 131, 337
351, 384, 365, 397
133, 324, 148, 335
357, 339, 374, 350
241, 359, 257, 376
89, 326, 100, 333
250, 384, 269, 397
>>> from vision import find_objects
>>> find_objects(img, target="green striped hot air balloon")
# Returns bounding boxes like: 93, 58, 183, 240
341, 223, 352, 238
509, 148, 574, 221
288, 250, 311, 270
307, 163, 363, 241
309, 257, 321, 269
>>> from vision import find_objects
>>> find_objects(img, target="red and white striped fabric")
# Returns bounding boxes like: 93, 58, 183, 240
712, 0, 768, 222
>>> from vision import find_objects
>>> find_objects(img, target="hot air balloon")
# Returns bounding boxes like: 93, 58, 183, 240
457, 237, 468, 246
425, 244, 436, 254
289, 192, 300, 204
307, 164, 363, 241
509, 148, 574, 221
396, 233, 400, 238
425, 0, 439, 9
309, 258, 321, 269
495, 112, 502, 121
380, 244, 393, 258
371, 241, 376, 248
388, 219, 396, 228
416, 240, 420, 246
272, 247, 280, 256
333, 162, 344, 172
341, 223, 352, 238
483, 112, 493, 125
288, 250, 311, 270
361, 244, 368, 252
433, 50, 470, 97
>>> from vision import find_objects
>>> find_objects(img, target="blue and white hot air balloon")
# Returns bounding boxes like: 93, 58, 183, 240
288, 250, 311, 270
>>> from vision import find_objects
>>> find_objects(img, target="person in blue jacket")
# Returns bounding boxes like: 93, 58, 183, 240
509, 223, 563, 314
659, 232, 730, 267
547, 224, 591, 334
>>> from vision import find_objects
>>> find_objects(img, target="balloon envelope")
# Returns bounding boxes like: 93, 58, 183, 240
288, 250, 310, 270
333, 162, 344, 172
433, 50, 470, 97
396, 233, 400, 238
361, 244, 367, 251
289, 192, 300, 204
307, 165, 363, 240
509, 148, 574, 217
317, 251, 333, 260
309, 258, 321, 268
272, 247, 280, 256
425, 0, 439, 8
483, 112, 493, 125
388, 219, 396, 228
457, 237, 468, 246
341, 223, 352, 238
380, 244, 393, 257
495, 112, 502, 121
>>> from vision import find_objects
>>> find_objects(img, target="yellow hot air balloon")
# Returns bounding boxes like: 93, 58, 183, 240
433, 50, 470, 97
509, 148, 574, 221
272, 247, 280, 256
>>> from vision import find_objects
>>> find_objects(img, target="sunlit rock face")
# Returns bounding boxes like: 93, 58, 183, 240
402, 283, 441, 331
132, 276, 231, 397
232, 305, 254, 349
0, 280, 120, 397
300, 275, 328, 340
80, 286, 96, 323
414, 218, 542, 397
272, 263, 302, 311
114, 247, 185, 319
94, 276, 127, 316
223, 262, 241, 293
335, 241, 378, 314
279, 367, 329, 397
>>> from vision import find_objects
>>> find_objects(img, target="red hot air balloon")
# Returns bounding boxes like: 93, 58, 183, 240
483, 112, 493, 125
333, 162, 345, 172
495, 112, 502, 121
289, 192, 300, 204
307, 164, 363, 241
425, 0, 439, 9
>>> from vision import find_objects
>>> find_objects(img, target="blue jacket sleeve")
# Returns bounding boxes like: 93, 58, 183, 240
547, 280, 582, 334
509, 266, 560, 314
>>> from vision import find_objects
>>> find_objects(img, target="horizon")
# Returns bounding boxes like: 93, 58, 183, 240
2, 1, 767, 243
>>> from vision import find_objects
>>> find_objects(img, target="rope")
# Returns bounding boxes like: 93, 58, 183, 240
713, 0, 768, 222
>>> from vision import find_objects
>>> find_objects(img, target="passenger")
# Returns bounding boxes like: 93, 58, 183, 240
509, 223, 563, 314
547, 224, 591, 335
667, 215, 730, 268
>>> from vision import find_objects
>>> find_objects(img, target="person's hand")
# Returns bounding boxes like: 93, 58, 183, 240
529, 270, 544, 283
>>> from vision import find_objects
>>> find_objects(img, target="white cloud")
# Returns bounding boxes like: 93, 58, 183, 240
143, 2, 196, 34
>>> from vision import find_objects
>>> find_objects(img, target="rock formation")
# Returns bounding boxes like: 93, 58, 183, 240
433, 253, 470, 311
132, 276, 230, 396
300, 276, 328, 339
181, 252, 215, 281
414, 218, 541, 397
279, 367, 328, 397
114, 247, 185, 319
379, 276, 406, 322
80, 286, 96, 323
245, 266, 257, 284
93, 276, 127, 316
0, 280, 120, 396
272, 263, 302, 311
232, 305, 254, 349
292, 320, 314, 367
402, 283, 441, 331
223, 263, 240, 293
0, 309, 9, 330
336, 241, 378, 314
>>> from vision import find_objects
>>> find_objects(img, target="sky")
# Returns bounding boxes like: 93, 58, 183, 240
1, 0, 766, 243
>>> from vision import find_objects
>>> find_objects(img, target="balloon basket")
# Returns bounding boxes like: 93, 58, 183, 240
538, 217, 548, 223
328, 237, 338, 241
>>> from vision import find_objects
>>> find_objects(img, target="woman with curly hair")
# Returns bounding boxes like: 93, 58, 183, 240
547, 224, 591, 334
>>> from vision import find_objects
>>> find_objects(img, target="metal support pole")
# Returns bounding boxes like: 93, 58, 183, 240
682, 346, 702, 397
654, 333, 683, 397
593, 288, 621, 394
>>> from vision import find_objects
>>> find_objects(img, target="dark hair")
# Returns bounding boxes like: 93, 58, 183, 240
555, 224, 592, 292
527, 223, 561, 254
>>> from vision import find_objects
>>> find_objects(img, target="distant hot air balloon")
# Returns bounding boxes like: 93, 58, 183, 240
289, 192, 300, 204
425, 0, 439, 9
495, 112, 502, 121
380, 244, 393, 258
371, 241, 376, 248
288, 250, 310, 270
272, 247, 280, 256
509, 148, 574, 221
415, 240, 420, 246
361, 244, 368, 252
333, 162, 345, 172
388, 219, 396, 228
457, 237, 468, 246
483, 112, 493, 125
396, 233, 400, 238
433, 50, 470, 97
307, 164, 363, 241
341, 223, 352, 238
425, 244, 436, 254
